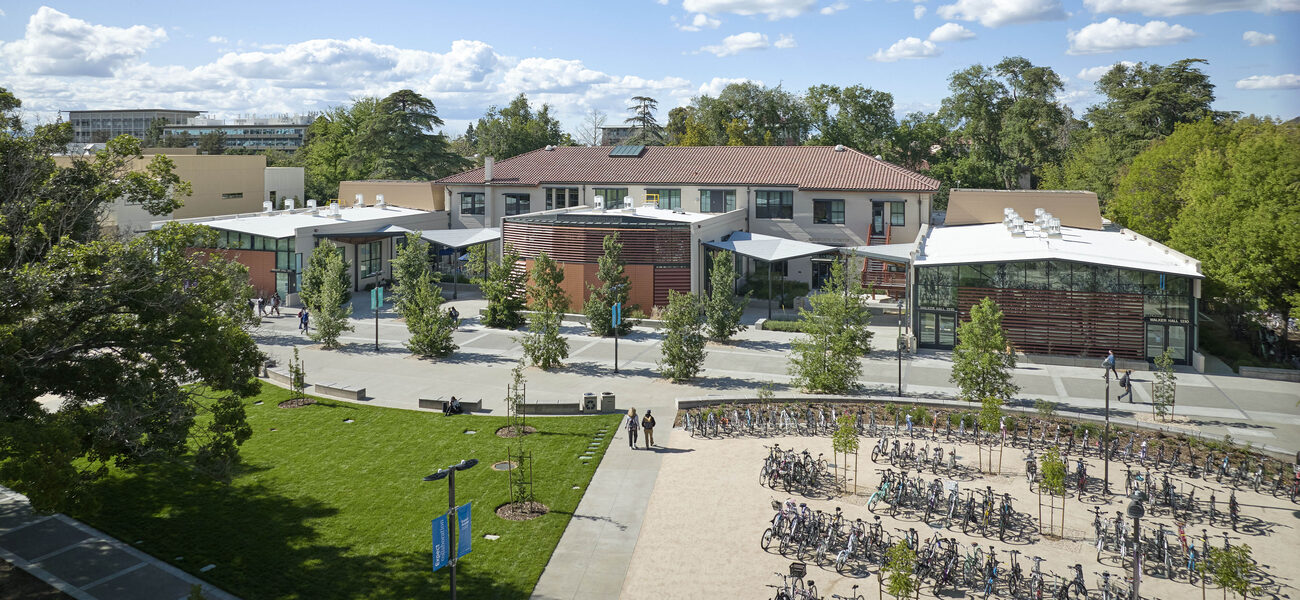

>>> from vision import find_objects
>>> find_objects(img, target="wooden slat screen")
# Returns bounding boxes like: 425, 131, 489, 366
502, 222, 689, 264
653, 266, 692, 308
957, 287, 1145, 359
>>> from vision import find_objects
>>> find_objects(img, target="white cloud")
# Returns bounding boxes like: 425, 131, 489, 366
0, 9, 7, 17
869, 37, 942, 61
929, 22, 976, 41
502, 58, 611, 93
700, 32, 771, 56
1067, 18, 1197, 54
821, 2, 849, 14
208, 35, 227, 44
1235, 73, 1300, 89
677, 13, 722, 30
774, 34, 798, 48
1082, 0, 1300, 17
698, 77, 764, 96
0, 6, 167, 77
682, 0, 818, 19
658, 0, 669, 4
915, 5, 929, 18
936, 0, 1066, 27
1076, 60, 1136, 80
1243, 30, 1277, 45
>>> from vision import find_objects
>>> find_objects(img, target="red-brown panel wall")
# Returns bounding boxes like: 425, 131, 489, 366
956, 287, 1145, 359
192, 248, 278, 297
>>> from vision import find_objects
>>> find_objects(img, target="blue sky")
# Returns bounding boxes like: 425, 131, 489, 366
1, 0, 1296, 137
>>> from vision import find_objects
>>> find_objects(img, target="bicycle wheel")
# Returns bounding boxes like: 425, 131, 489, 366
762, 528, 774, 550
807, 582, 818, 600
792, 577, 805, 596
1009, 574, 1021, 597
836, 551, 849, 574
1065, 581, 1085, 600
815, 543, 830, 567
868, 493, 882, 513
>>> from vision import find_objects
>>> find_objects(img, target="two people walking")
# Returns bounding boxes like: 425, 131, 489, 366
625, 408, 656, 449
1103, 350, 1135, 402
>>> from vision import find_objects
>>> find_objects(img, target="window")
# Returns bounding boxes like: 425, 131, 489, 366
755, 190, 793, 219
701, 189, 736, 213
504, 193, 530, 216
593, 188, 627, 208
545, 187, 578, 210
890, 202, 906, 226
221, 192, 243, 199
359, 241, 383, 278
646, 189, 681, 210
813, 199, 844, 224
460, 192, 485, 215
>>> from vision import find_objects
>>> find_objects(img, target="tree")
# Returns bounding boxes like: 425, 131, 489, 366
1153, 347, 1177, 420
585, 233, 634, 336
142, 117, 167, 147
392, 232, 438, 304
288, 347, 308, 404
831, 414, 860, 493
805, 84, 897, 156
665, 106, 691, 145
1106, 118, 1229, 241
520, 252, 569, 369
658, 290, 707, 382
705, 250, 749, 341
887, 111, 948, 171
788, 259, 871, 393
479, 244, 527, 329
950, 297, 1019, 402
357, 89, 468, 180
197, 130, 226, 155
1208, 544, 1260, 600
300, 243, 353, 349
472, 93, 566, 160
0, 90, 262, 512
393, 232, 454, 358
1039, 445, 1066, 495
882, 540, 918, 599
624, 96, 664, 145
466, 243, 491, 280
574, 108, 607, 146
690, 82, 812, 146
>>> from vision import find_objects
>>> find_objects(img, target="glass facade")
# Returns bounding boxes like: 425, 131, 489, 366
211, 229, 298, 296
358, 241, 383, 278
545, 187, 579, 210
504, 193, 530, 216
701, 189, 736, 213
594, 188, 628, 207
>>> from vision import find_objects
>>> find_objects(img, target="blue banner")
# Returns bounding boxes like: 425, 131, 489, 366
456, 503, 472, 559
371, 286, 384, 310
432, 514, 449, 572
612, 302, 621, 326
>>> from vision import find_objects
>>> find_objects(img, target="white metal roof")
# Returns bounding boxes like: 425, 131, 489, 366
417, 227, 501, 249
198, 205, 430, 238
567, 204, 717, 223
917, 223, 1202, 277
842, 243, 914, 264
703, 231, 838, 263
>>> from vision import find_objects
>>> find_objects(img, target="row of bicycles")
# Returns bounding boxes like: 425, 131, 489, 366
869, 434, 963, 475
761, 445, 831, 494
866, 471, 1025, 540
1090, 505, 1248, 582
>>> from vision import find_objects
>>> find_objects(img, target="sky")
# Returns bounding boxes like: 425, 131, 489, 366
0, 0, 1297, 138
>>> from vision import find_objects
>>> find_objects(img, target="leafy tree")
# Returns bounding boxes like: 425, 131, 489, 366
978, 396, 1004, 435
393, 232, 454, 357
831, 414, 860, 492
299, 99, 381, 201
142, 117, 167, 147
393, 232, 437, 304
624, 96, 664, 145
466, 243, 491, 280
788, 259, 871, 393
665, 106, 691, 145
806, 84, 897, 156
1039, 445, 1066, 495
658, 290, 707, 382
197, 130, 226, 155
950, 297, 1019, 401
883, 540, 918, 599
358, 89, 468, 180
705, 250, 749, 341
679, 113, 712, 146
690, 82, 812, 146
288, 347, 308, 402
472, 93, 566, 161
887, 111, 949, 171
0, 90, 262, 512
479, 244, 527, 329
1208, 544, 1260, 600
1153, 347, 1176, 420
160, 130, 194, 148
520, 252, 569, 369
1034, 398, 1057, 420
585, 233, 634, 336
301, 243, 354, 349
1106, 118, 1228, 241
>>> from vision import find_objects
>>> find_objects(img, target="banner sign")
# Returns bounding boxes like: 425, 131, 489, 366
456, 503, 472, 559
432, 514, 449, 572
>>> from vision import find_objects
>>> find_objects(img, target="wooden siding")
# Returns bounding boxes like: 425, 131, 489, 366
502, 222, 689, 264
653, 265, 692, 307
957, 287, 1145, 359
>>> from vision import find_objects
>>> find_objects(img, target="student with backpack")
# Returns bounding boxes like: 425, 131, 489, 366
1117, 369, 1134, 402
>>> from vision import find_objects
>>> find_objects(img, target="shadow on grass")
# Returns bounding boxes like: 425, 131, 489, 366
74, 465, 529, 600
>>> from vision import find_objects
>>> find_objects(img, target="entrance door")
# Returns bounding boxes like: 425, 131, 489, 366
1146, 323, 1188, 363
812, 260, 833, 290
872, 203, 885, 235
918, 312, 957, 348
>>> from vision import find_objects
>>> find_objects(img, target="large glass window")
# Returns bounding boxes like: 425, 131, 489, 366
545, 187, 578, 210
358, 241, 383, 278
504, 193, 530, 216
813, 199, 844, 224
646, 189, 681, 210
755, 190, 793, 219
890, 202, 906, 226
594, 188, 628, 208
701, 189, 736, 213
460, 192, 485, 215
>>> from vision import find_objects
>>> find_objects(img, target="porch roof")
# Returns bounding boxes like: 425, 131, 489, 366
702, 231, 838, 263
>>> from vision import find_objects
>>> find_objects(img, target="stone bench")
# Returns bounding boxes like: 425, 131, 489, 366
418, 398, 484, 413
1239, 366, 1300, 383
313, 382, 366, 402
265, 367, 293, 386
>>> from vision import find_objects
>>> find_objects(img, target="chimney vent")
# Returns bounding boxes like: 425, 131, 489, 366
354, 193, 364, 207
484, 156, 494, 182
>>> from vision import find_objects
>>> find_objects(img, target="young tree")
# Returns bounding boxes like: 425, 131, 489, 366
585, 233, 634, 336
394, 230, 454, 358
787, 259, 871, 393
658, 290, 707, 382
301, 243, 354, 349
625, 96, 664, 145
950, 297, 1019, 402
705, 250, 749, 341
288, 347, 308, 403
520, 252, 569, 369
1208, 544, 1260, 600
882, 540, 919, 599
1153, 347, 1177, 420
575, 108, 607, 147
831, 414, 861, 493
479, 244, 527, 329
466, 243, 491, 281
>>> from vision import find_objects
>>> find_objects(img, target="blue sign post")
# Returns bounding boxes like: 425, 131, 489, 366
432, 514, 449, 572
371, 286, 384, 351
456, 502, 472, 559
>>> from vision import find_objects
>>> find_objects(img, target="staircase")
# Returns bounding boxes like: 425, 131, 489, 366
860, 223, 906, 296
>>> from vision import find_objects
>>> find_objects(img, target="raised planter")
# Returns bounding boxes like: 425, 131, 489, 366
313, 383, 366, 402
1239, 366, 1300, 383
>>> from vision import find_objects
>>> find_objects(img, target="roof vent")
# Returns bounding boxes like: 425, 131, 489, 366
1046, 217, 1062, 238
262, 200, 273, 213
593, 196, 605, 212
307, 199, 318, 214
875, 154, 883, 160
544, 145, 555, 151
834, 144, 846, 152
354, 193, 364, 208
623, 198, 634, 210
329, 202, 341, 219
1009, 216, 1026, 237
376, 194, 386, 209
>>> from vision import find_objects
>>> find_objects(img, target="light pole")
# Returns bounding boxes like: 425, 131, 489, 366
611, 283, 627, 374
424, 458, 479, 600
1127, 491, 1146, 600
897, 300, 905, 397
1104, 370, 1112, 496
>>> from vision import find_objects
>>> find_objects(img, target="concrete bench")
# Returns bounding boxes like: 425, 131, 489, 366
313, 382, 366, 402
418, 398, 484, 412
523, 402, 582, 415
1239, 366, 1300, 383
266, 367, 293, 387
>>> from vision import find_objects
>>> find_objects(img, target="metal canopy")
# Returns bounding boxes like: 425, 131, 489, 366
702, 231, 837, 263
841, 243, 913, 264
374, 225, 502, 249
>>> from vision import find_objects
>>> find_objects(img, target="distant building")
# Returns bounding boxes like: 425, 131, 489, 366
338, 181, 447, 212
598, 126, 636, 146
164, 115, 314, 152
65, 109, 203, 144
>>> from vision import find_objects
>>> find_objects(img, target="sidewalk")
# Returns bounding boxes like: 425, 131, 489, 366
0, 486, 238, 600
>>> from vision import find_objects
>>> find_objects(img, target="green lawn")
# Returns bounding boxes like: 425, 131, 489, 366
65, 384, 619, 600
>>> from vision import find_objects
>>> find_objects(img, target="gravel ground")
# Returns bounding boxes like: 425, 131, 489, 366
622, 429, 1298, 600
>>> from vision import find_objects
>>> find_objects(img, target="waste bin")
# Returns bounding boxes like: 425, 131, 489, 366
581, 393, 598, 412
600, 392, 616, 412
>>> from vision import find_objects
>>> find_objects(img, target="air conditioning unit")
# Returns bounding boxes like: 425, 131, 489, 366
329, 202, 341, 218
593, 195, 605, 211
354, 193, 364, 207
623, 198, 634, 210
376, 194, 386, 208
307, 199, 318, 214
262, 200, 273, 213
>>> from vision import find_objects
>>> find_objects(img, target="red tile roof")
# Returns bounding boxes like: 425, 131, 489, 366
436, 145, 940, 192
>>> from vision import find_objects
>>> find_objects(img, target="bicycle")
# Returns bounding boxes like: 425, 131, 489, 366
1028, 556, 1047, 600
830, 585, 863, 600
1053, 563, 1086, 600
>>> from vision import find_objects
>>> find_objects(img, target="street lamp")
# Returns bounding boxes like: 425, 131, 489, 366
424, 458, 479, 600
1104, 371, 1112, 496
1127, 490, 1147, 600
897, 300, 905, 397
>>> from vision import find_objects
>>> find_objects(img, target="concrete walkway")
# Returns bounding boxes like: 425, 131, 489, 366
0, 486, 237, 600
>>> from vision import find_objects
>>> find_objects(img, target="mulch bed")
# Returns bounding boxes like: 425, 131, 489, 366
496, 425, 537, 438
496, 501, 549, 521
278, 397, 317, 409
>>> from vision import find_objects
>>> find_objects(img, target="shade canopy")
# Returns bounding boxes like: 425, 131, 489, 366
702, 231, 837, 263
840, 243, 913, 264
375, 225, 501, 249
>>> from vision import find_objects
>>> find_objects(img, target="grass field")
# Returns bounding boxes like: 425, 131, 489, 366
64, 384, 620, 600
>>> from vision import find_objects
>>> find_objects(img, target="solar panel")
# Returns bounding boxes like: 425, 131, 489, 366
609, 145, 646, 157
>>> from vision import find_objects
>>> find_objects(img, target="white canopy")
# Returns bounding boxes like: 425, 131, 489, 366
376, 226, 501, 249
841, 243, 913, 264
702, 231, 837, 263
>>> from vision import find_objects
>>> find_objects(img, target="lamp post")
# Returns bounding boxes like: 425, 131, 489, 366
611, 283, 627, 374
1104, 370, 1112, 496
897, 300, 905, 397
1127, 491, 1146, 600
424, 458, 479, 600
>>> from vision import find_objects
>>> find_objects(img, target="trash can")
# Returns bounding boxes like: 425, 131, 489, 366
600, 392, 616, 412
581, 393, 598, 412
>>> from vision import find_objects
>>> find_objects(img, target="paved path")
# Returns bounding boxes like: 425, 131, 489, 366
0, 486, 237, 600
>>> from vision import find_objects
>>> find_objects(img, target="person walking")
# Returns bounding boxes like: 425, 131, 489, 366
1117, 369, 1134, 402
1102, 350, 1119, 379
626, 408, 640, 449
642, 410, 656, 448
271, 292, 281, 316
256, 296, 265, 316
298, 308, 310, 333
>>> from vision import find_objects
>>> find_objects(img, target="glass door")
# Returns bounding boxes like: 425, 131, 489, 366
938, 314, 956, 346
1146, 323, 1165, 361
872, 203, 885, 235
920, 313, 937, 345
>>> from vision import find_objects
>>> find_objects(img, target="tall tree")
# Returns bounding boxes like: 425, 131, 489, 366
575, 108, 607, 146
788, 259, 871, 393
805, 84, 897, 156
1106, 118, 1229, 241
393, 232, 455, 358
887, 112, 949, 171
197, 130, 226, 155
585, 233, 633, 336
520, 252, 569, 369
949, 297, 1019, 402
0, 90, 262, 512
624, 96, 664, 145
690, 82, 812, 146
357, 89, 468, 180
665, 106, 692, 145
299, 99, 380, 201
479, 244, 527, 329
301, 243, 354, 349
473, 93, 565, 160
705, 250, 749, 341
658, 290, 707, 382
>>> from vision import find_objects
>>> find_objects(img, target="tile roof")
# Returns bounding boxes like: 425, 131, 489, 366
436, 145, 940, 192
